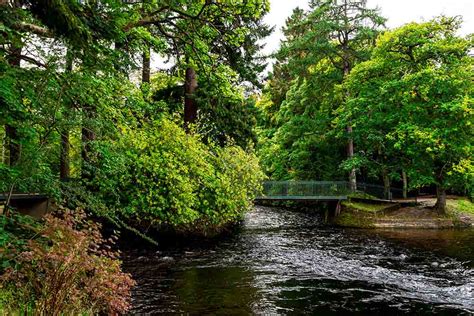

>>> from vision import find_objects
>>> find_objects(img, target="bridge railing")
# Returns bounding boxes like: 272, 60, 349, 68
261, 181, 352, 199
355, 183, 404, 200
259, 181, 405, 200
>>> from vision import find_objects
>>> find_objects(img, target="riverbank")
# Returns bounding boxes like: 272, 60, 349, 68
335, 197, 474, 229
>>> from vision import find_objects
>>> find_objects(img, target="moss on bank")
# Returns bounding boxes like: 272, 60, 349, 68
342, 201, 388, 213
334, 211, 377, 228
335, 197, 474, 229
334, 200, 389, 228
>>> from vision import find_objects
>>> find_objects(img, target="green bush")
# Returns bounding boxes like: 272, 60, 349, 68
93, 118, 264, 233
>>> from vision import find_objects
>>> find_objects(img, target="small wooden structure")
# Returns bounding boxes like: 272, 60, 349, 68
0, 194, 51, 218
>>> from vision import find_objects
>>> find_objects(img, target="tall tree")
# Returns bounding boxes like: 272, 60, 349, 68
135, 1, 270, 139
342, 17, 473, 213
2, 0, 23, 167
127, 0, 271, 144
59, 51, 73, 180
261, 0, 384, 183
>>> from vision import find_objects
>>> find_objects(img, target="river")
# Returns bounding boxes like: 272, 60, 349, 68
123, 206, 474, 314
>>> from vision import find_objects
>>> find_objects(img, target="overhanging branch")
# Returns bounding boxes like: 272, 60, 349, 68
14, 22, 53, 38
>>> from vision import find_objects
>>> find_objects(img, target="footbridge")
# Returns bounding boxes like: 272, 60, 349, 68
256, 181, 402, 202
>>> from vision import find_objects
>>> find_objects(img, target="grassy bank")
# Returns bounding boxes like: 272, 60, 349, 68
447, 198, 474, 216
335, 197, 474, 229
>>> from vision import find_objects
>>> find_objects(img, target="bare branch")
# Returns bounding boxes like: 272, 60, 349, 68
19, 54, 47, 68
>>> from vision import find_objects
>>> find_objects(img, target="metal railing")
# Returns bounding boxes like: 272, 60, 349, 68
259, 181, 404, 201
260, 181, 352, 200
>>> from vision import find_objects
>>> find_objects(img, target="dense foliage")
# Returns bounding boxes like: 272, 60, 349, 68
341, 17, 473, 211
257, 1, 473, 213
1, 0, 268, 234
91, 118, 263, 231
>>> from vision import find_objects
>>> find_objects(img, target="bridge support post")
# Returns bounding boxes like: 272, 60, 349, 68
335, 200, 342, 217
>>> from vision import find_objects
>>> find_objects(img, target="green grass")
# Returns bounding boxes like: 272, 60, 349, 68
337, 200, 393, 228
342, 201, 388, 213
0, 287, 32, 316
447, 198, 474, 216
337, 197, 474, 229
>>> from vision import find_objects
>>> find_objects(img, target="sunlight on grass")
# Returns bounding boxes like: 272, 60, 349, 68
447, 199, 474, 216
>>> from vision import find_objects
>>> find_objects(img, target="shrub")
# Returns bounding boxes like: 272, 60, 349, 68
0, 208, 135, 315
91, 118, 264, 233
205, 145, 264, 226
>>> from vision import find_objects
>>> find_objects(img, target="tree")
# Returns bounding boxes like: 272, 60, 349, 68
259, 0, 384, 183
258, 65, 347, 181
342, 17, 473, 213
0, 0, 270, 238
127, 0, 270, 126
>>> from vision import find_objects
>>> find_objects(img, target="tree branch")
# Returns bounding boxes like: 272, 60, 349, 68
14, 22, 53, 37
19, 54, 47, 68
124, 2, 213, 32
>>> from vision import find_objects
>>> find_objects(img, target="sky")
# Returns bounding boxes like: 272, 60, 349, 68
263, 0, 474, 57
152, 0, 473, 73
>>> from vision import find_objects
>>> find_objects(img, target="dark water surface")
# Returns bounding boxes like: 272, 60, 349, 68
123, 206, 474, 315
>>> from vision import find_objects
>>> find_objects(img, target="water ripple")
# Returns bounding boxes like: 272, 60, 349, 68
124, 206, 474, 314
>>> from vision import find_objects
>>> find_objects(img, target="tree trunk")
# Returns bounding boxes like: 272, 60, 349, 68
435, 185, 447, 215
1, 127, 5, 164
382, 169, 390, 200
142, 48, 151, 84
341, 5, 356, 191
81, 107, 96, 180
184, 67, 198, 131
5, 34, 22, 166
344, 65, 356, 191
60, 131, 70, 180
60, 52, 73, 180
347, 126, 356, 191
5, 125, 20, 166
402, 170, 408, 199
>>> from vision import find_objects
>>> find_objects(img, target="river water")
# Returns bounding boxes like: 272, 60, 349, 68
123, 206, 474, 315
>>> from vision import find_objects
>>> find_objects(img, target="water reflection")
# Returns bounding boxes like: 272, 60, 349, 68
124, 206, 474, 314
172, 266, 260, 314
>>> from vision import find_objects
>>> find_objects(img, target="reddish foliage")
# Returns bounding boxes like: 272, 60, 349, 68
2, 208, 135, 315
